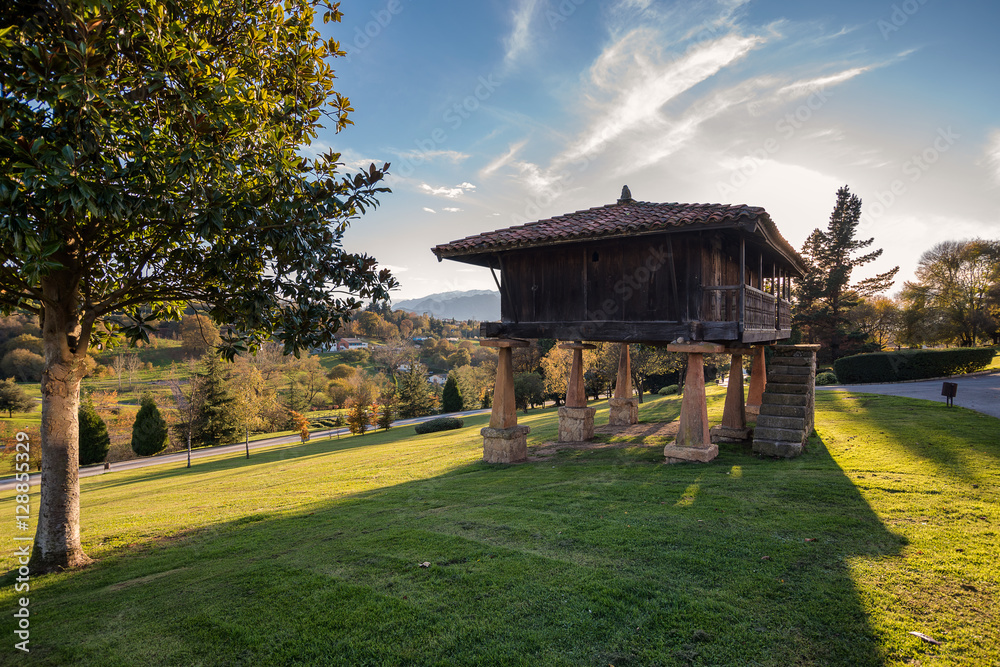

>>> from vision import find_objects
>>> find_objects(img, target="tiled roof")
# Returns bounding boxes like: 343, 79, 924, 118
432, 200, 767, 257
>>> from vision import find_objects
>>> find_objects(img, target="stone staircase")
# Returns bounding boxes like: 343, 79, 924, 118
752, 345, 818, 458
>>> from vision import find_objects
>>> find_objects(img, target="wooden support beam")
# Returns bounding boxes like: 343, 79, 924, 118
486, 341, 527, 429
678, 353, 709, 446
666, 342, 725, 354
614, 343, 632, 398
478, 338, 530, 349
559, 342, 595, 408
721, 353, 747, 430
746, 346, 767, 415
480, 320, 739, 343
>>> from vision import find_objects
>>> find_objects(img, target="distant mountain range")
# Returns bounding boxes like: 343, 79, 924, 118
393, 290, 500, 321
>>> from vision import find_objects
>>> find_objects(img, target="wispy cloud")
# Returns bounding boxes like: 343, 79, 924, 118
422, 207, 436, 214
392, 148, 470, 163
558, 29, 765, 166
503, 0, 540, 68
986, 130, 1000, 185
443, 207, 463, 213
480, 140, 527, 177
419, 182, 477, 198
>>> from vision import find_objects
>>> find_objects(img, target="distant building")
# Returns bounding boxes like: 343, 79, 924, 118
428, 374, 448, 386
337, 338, 369, 351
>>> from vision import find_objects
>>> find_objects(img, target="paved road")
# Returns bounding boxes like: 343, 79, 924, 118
818, 371, 1000, 419
0, 409, 489, 492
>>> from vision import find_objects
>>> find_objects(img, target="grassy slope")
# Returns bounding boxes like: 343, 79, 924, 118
0, 389, 996, 666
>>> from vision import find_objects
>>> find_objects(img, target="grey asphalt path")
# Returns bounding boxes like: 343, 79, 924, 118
818, 371, 1000, 420
0, 408, 489, 492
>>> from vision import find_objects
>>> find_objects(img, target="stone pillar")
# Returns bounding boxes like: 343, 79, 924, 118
746, 345, 767, 418
710, 351, 751, 443
663, 342, 723, 463
609, 343, 639, 426
752, 344, 820, 458
479, 339, 530, 463
558, 342, 596, 442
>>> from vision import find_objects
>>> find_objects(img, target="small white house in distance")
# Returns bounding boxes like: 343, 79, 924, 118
337, 338, 369, 351
428, 374, 448, 386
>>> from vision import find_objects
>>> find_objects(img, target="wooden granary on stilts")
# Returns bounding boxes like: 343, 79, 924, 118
432, 187, 816, 463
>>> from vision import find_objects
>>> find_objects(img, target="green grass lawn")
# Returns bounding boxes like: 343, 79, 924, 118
0, 389, 997, 666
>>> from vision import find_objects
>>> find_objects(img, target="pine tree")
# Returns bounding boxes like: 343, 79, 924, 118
396, 363, 435, 418
376, 401, 394, 430
78, 396, 110, 466
794, 186, 899, 360
347, 402, 370, 435
131, 392, 169, 456
441, 376, 462, 413
193, 354, 240, 447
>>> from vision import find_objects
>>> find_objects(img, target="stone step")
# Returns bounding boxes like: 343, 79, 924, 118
756, 415, 805, 430
765, 382, 809, 395
754, 426, 805, 443
768, 356, 812, 366
759, 393, 809, 407
759, 404, 808, 418
767, 364, 812, 376
768, 373, 811, 385
752, 439, 804, 458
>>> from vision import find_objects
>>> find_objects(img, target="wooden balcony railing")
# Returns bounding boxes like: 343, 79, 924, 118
778, 298, 791, 331
703, 285, 791, 334
744, 285, 777, 331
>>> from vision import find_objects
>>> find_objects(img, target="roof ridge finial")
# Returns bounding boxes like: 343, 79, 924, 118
618, 185, 633, 205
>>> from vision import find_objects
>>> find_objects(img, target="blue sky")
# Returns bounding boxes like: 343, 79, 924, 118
314, 0, 1000, 301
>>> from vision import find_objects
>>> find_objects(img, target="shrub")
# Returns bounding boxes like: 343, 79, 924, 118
0, 349, 44, 382
441, 376, 462, 413
131, 393, 169, 456
2, 333, 42, 355
834, 347, 994, 384
658, 385, 679, 395
815, 372, 839, 386
414, 417, 464, 434
79, 397, 111, 465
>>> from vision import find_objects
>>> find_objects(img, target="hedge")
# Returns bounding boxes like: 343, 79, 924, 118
414, 417, 465, 434
833, 347, 995, 384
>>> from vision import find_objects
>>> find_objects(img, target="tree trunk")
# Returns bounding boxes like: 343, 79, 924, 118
31, 272, 93, 573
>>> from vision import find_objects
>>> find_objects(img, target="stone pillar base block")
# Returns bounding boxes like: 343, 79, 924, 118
710, 425, 752, 443
608, 397, 639, 426
558, 406, 596, 442
481, 425, 530, 464
663, 442, 719, 464
745, 405, 761, 419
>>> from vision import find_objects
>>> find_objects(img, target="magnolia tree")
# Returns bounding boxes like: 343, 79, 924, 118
0, 0, 395, 571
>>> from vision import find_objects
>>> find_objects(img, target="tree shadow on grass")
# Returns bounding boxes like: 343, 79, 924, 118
820, 392, 1000, 485
78, 422, 471, 495
4, 432, 906, 667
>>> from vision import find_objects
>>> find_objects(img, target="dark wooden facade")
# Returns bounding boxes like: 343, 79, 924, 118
433, 191, 805, 345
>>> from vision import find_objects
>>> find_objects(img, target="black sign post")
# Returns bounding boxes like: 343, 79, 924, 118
941, 382, 958, 407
